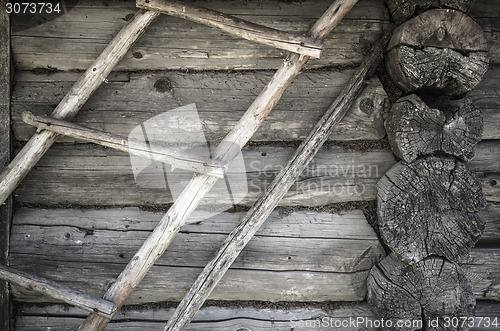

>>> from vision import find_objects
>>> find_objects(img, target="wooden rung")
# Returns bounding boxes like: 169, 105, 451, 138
136, 0, 324, 58
22, 111, 226, 178
0, 264, 116, 318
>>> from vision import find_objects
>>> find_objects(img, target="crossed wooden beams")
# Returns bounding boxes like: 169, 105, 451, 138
0, 1, 389, 330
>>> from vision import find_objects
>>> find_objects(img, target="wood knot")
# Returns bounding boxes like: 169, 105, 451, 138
154, 78, 173, 93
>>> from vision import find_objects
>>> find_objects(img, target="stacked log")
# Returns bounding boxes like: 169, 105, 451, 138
368, 1, 490, 329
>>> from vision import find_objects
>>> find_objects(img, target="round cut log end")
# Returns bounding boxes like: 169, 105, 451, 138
377, 156, 486, 263
386, 9, 489, 95
368, 254, 476, 331
385, 0, 477, 25
385, 94, 483, 162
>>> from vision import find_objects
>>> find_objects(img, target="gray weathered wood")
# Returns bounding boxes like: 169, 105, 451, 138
11, 71, 388, 142
22, 111, 226, 178
8, 208, 500, 304
385, 94, 483, 162
78, 2, 359, 330
385, 0, 476, 24
0, 0, 11, 329
0, 265, 116, 318
11, 302, 500, 331
0, 9, 160, 206
10, 0, 392, 71
164, 32, 389, 331
368, 254, 476, 331
377, 156, 487, 263
386, 9, 489, 95
12, 141, 500, 206
136, 0, 324, 58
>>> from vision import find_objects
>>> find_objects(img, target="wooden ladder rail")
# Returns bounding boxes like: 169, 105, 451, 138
164, 33, 391, 331
136, 0, 324, 58
77, 1, 359, 330
0, 10, 160, 205
22, 111, 227, 178
0, 265, 117, 319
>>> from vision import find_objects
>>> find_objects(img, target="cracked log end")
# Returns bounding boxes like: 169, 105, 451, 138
368, 254, 475, 331
385, 0, 476, 25
386, 9, 489, 95
385, 94, 483, 162
377, 156, 486, 263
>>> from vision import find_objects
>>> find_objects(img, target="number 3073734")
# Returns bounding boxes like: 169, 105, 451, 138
6, 2, 61, 14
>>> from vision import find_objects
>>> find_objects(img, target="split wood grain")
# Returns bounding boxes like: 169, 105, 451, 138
377, 156, 486, 263
10, 302, 500, 331
385, 94, 483, 162
136, 0, 323, 58
0, 10, 160, 205
0, 0, 12, 329
22, 111, 226, 178
11, 141, 500, 206
368, 254, 476, 331
77, 2, 360, 329
386, 9, 489, 95
11, 71, 388, 142
385, 0, 476, 24
0, 265, 116, 318
164, 32, 390, 331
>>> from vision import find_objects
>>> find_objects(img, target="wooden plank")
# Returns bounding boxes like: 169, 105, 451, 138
0, 0, 12, 329
11, 302, 500, 331
9, 208, 384, 304
11, 70, 388, 142
0, 10, 160, 205
0, 265, 117, 318
10, 0, 499, 71
10, 0, 392, 71
22, 111, 226, 178
136, 0, 324, 58
12, 141, 500, 206
78, 3, 360, 329
164, 33, 389, 331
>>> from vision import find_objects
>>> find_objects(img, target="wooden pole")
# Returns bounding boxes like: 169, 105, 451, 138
164, 32, 390, 331
136, 0, 324, 59
0, 1, 12, 328
0, 265, 117, 318
22, 111, 226, 178
0, 9, 160, 205
78, 1, 359, 330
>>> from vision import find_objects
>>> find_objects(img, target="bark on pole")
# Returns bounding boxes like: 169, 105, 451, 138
385, 9, 489, 95
163, 32, 390, 331
77, 1, 360, 330
0, 9, 160, 205
368, 254, 476, 331
385, 94, 483, 162
377, 156, 486, 263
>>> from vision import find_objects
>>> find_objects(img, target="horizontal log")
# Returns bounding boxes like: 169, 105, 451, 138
0, 265, 116, 318
12, 141, 499, 206
9, 207, 500, 305
11, 302, 500, 331
10, 0, 499, 71
136, 0, 323, 58
10, 0, 392, 71
11, 70, 388, 142
21, 110, 226, 178
10, 208, 385, 303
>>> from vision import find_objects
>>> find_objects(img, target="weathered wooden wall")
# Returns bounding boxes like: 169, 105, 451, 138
6, 0, 500, 329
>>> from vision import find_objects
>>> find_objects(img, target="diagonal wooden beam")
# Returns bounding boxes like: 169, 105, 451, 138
22, 111, 227, 178
164, 32, 391, 331
77, 1, 359, 330
136, 0, 324, 58
0, 265, 117, 319
0, 9, 160, 205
